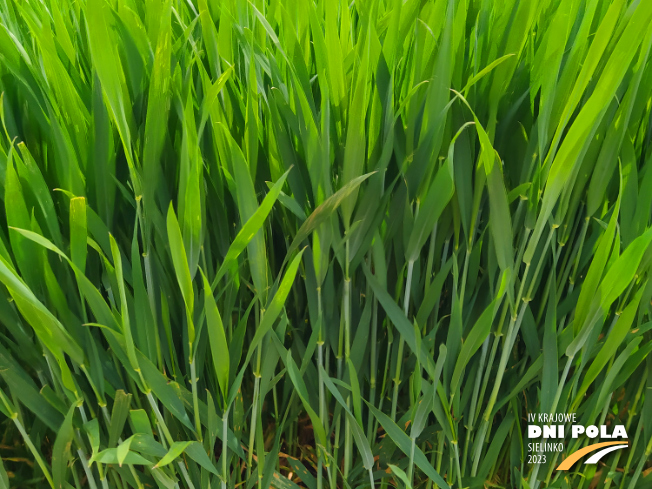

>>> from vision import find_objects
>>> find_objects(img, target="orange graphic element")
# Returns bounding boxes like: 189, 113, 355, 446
556, 441, 628, 471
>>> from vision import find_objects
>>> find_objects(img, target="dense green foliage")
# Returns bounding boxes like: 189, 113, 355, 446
0, 0, 651, 488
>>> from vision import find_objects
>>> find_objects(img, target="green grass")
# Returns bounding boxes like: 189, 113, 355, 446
0, 0, 651, 488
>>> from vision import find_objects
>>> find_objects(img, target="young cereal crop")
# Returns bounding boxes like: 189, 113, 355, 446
0, 0, 651, 488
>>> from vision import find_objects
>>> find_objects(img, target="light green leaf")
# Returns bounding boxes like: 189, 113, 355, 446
201, 269, 229, 401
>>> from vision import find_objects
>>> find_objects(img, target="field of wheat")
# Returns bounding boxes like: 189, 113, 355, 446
0, 0, 651, 488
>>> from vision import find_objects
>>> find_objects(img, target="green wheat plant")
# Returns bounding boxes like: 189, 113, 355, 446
0, 0, 651, 488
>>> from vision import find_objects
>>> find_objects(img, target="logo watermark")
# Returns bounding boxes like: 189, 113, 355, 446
526, 412, 628, 470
